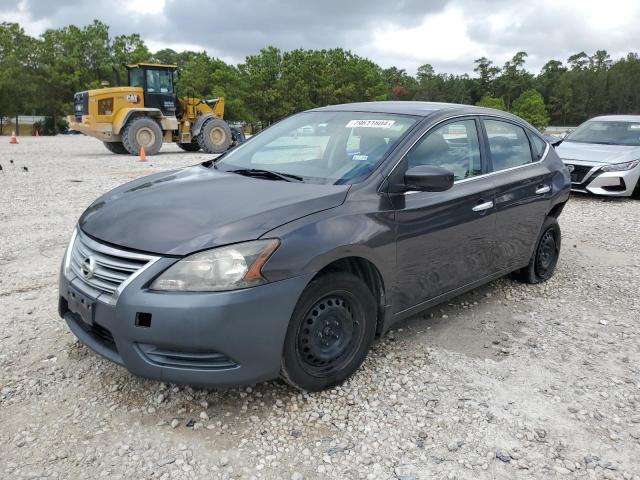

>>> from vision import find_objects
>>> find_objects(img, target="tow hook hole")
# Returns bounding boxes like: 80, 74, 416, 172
136, 312, 152, 328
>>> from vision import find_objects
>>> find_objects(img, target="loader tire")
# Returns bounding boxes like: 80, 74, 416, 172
177, 141, 201, 152
122, 117, 163, 156
103, 141, 129, 154
196, 118, 233, 154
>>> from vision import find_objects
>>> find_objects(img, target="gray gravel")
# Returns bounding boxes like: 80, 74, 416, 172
1, 135, 640, 479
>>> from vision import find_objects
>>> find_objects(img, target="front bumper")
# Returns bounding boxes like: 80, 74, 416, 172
67, 115, 119, 142
59, 257, 313, 386
563, 161, 640, 197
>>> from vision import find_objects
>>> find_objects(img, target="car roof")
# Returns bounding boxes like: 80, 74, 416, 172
588, 115, 640, 122
309, 101, 527, 122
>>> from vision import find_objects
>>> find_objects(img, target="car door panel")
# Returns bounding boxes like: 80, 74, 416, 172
481, 118, 555, 271
391, 179, 497, 313
492, 163, 553, 270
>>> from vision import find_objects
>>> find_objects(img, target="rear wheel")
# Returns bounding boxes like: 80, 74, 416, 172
103, 141, 129, 154
280, 272, 376, 391
177, 141, 201, 152
513, 216, 561, 284
196, 118, 233, 154
121, 117, 163, 156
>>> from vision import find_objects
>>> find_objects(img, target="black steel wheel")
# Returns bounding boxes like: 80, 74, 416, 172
281, 272, 376, 391
513, 216, 561, 284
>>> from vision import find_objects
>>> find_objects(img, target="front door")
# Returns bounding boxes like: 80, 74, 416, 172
389, 117, 497, 314
143, 68, 177, 116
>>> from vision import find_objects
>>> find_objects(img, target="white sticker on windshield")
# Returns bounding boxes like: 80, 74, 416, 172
629, 124, 640, 129
346, 119, 395, 129
352, 154, 369, 161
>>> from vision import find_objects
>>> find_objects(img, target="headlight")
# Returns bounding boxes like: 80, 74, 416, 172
150, 239, 279, 292
601, 160, 640, 172
63, 228, 78, 278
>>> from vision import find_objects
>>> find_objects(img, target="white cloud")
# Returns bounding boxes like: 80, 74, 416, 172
1, 0, 640, 75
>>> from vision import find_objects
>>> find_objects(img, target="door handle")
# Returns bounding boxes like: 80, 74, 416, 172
535, 185, 551, 194
472, 200, 494, 212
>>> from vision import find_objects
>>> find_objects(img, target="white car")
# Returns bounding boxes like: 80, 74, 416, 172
555, 115, 640, 197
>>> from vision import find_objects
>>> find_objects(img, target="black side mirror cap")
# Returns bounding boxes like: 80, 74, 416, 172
404, 165, 454, 192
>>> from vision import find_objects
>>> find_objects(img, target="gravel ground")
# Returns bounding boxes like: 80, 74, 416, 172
1, 135, 640, 480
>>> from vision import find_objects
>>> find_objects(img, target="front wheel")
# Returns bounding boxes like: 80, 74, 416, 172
280, 272, 376, 391
513, 216, 561, 284
196, 118, 233, 154
121, 117, 163, 156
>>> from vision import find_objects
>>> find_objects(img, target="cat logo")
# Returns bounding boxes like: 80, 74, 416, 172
125, 94, 140, 103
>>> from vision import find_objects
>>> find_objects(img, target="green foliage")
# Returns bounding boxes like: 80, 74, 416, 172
511, 89, 549, 130
476, 96, 506, 110
3, 20, 640, 128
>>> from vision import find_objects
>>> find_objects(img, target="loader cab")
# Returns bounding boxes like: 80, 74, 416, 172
127, 63, 178, 116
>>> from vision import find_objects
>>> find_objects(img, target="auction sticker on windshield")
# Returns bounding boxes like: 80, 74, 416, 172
346, 119, 395, 128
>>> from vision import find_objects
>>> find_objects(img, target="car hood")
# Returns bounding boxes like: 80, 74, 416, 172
79, 165, 349, 256
556, 141, 640, 165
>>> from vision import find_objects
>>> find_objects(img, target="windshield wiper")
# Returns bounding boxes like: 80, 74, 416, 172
230, 168, 304, 182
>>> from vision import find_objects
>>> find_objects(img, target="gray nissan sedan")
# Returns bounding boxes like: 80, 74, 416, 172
59, 102, 570, 391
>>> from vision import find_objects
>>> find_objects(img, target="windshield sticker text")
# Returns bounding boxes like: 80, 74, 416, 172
352, 154, 369, 161
346, 120, 395, 129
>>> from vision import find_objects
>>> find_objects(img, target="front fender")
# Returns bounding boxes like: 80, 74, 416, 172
113, 108, 163, 134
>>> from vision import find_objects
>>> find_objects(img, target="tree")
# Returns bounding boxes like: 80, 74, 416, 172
473, 57, 500, 97
476, 96, 506, 110
511, 89, 549, 130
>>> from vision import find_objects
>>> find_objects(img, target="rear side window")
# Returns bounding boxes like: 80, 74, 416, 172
484, 120, 533, 172
531, 135, 547, 159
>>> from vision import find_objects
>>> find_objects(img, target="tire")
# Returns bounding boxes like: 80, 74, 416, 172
632, 179, 640, 199
121, 116, 163, 156
196, 118, 233, 154
103, 141, 129, 154
513, 216, 561, 284
230, 126, 246, 145
280, 272, 377, 392
177, 141, 201, 152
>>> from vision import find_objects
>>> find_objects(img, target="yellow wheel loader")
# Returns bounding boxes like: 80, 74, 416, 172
67, 63, 243, 156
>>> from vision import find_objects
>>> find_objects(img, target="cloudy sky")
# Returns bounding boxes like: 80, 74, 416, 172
1, 0, 639, 74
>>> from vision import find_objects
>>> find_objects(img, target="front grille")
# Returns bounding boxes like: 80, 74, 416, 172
566, 163, 597, 184
68, 230, 158, 303
74, 91, 89, 121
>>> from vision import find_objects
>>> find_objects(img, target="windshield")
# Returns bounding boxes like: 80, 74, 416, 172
215, 111, 419, 184
146, 69, 173, 93
565, 120, 640, 146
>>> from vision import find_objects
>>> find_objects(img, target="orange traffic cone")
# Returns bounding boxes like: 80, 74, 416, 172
9, 131, 18, 144
139, 146, 147, 161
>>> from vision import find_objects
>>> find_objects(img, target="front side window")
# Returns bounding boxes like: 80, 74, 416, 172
565, 120, 640, 146
404, 119, 482, 181
484, 120, 533, 172
216, 111, 419, 185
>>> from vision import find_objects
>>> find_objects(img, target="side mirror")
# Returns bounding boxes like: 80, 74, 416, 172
404, 165, 454, 192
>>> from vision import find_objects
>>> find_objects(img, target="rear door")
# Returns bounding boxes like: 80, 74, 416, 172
481, 118, 553, 271
390, 117, 497, 313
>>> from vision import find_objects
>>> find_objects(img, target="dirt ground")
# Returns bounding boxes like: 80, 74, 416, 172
1, 135, 639, 480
